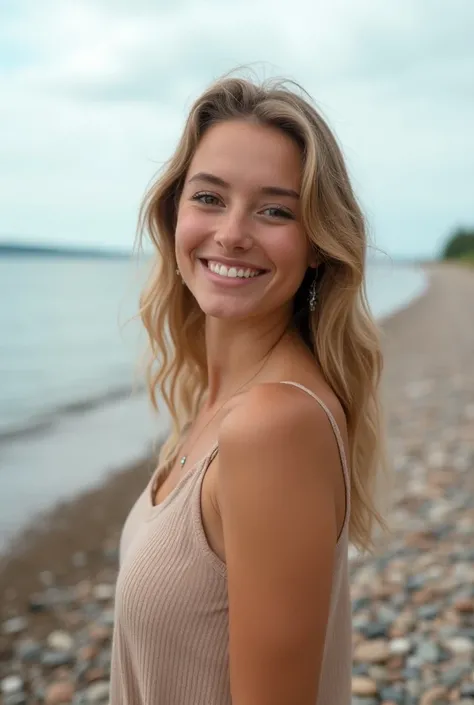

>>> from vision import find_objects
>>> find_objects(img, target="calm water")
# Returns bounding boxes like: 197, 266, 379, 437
0, 255, 427, 545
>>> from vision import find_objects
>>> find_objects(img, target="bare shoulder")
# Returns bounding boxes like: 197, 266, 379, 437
219, 380, 346, 487
217, 382, 346, 703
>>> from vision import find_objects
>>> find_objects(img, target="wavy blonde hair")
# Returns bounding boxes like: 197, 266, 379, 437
137, 73, 387, 552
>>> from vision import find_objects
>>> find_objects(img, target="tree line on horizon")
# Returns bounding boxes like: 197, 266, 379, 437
441, 227, 474, 263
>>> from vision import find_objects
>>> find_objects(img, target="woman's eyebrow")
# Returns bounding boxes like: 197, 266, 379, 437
188, 172, 300, 200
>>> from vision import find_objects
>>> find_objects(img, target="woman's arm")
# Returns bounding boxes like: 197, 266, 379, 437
217, 384, 342, 705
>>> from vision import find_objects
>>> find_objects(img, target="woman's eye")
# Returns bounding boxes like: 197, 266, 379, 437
191, 192, 221, 206
262, 207, 294, 220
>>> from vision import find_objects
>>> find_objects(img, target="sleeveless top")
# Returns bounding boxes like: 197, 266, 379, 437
110, 381, 352, 704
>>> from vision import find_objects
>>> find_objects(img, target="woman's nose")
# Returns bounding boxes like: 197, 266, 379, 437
213, 211, 253, 251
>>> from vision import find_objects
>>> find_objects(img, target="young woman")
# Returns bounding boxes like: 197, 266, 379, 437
110, 74, 386, 705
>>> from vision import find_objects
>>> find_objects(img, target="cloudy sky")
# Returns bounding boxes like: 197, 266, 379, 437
0, 0, 472, 259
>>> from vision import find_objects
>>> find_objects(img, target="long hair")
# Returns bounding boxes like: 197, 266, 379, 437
137, 73, 387, 552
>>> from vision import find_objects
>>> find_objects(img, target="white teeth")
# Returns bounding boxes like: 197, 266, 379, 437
207, 261, 262, 279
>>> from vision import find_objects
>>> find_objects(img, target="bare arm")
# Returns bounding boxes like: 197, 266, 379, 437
218, 385, 343, 705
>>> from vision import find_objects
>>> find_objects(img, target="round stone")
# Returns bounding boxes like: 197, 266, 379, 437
1, 675, 24, 695
47, 631, 74, 653
41, 651, 74, 668
93, 584, 115, 602
84, 681, 110, 703
15, 638, 42, 663
354, 639, 391, 664
352, 676, 377, 696
390, 638, 411, 655
454, 597, 474, 613
2, 616, 28, 635
45, 681, 75, 704
445, 636, 473, 655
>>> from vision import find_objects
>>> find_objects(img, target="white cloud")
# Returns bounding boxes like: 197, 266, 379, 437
0, 0, 473, 256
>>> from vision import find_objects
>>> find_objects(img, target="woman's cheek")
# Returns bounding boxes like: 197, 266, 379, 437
175, 209, 207, 257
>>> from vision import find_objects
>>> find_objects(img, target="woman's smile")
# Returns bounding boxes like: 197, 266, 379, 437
198, 257, 270, 288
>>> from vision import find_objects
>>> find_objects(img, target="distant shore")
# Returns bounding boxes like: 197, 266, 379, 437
1, 262, 473, 702
0, 242, 134, 259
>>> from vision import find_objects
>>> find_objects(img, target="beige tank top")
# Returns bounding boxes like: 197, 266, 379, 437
110, 381, 352, 704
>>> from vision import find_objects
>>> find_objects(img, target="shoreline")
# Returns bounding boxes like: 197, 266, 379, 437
1, 262, 474, 702
0, 260, 426, 445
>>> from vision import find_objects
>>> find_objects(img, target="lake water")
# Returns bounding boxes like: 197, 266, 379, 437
0, 255, 427, 547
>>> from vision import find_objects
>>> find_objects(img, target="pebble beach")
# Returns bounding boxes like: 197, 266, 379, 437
1, 262, 473, 705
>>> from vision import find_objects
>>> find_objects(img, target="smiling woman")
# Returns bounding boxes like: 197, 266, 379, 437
109, 73, 388, 705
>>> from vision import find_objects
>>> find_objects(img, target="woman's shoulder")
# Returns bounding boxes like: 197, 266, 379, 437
218, 378, 347, 477
221, 378, 347, 448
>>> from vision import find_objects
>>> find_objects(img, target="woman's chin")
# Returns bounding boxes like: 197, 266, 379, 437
196, 296, 256, 321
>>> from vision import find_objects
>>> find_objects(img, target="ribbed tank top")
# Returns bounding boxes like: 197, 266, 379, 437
110, 381, 352, 704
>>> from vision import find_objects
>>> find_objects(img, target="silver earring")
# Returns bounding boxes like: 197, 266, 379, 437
308, 276, 318, 312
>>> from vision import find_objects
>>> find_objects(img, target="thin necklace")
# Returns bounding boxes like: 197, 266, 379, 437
178, 351, 274, 469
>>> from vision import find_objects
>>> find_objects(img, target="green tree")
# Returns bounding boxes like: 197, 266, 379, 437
441, 227, 474, 261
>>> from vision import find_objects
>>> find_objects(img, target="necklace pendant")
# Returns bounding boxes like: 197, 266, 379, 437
180, 455, 187, 467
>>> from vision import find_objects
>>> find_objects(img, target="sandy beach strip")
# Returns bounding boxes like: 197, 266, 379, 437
1, 262, 473, 704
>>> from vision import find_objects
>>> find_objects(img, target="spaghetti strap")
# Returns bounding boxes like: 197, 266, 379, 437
279, 380, 351, 538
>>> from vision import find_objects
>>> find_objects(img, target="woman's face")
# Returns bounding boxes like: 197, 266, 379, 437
175, 119, 315, 321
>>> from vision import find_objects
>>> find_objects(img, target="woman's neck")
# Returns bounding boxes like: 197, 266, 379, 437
204, 313, 291, 407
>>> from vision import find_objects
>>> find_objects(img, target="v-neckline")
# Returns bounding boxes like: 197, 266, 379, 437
148, 440, 219, 512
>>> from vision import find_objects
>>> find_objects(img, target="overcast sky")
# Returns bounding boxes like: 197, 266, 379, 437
0, 0, 472, 259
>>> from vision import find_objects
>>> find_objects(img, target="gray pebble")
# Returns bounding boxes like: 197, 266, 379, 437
377, 604, 399, 624
1, 676, 24, 695
15, 638, 42, 663
352, 597, 371, 612
84, 681, 110, 703
402, 666, 421, 681
415, 640, 443, 664
41, 650, 74, 667
380, 686, 405, 704
360, 622, 389, 640
352, 664, 370, 676
93, 583, 115, 602
2, 617, 28, 635
406, 575, 426, 592
417, 604, 441, 620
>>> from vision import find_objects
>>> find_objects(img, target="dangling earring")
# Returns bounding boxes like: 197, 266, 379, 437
308, 275, 318, 312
